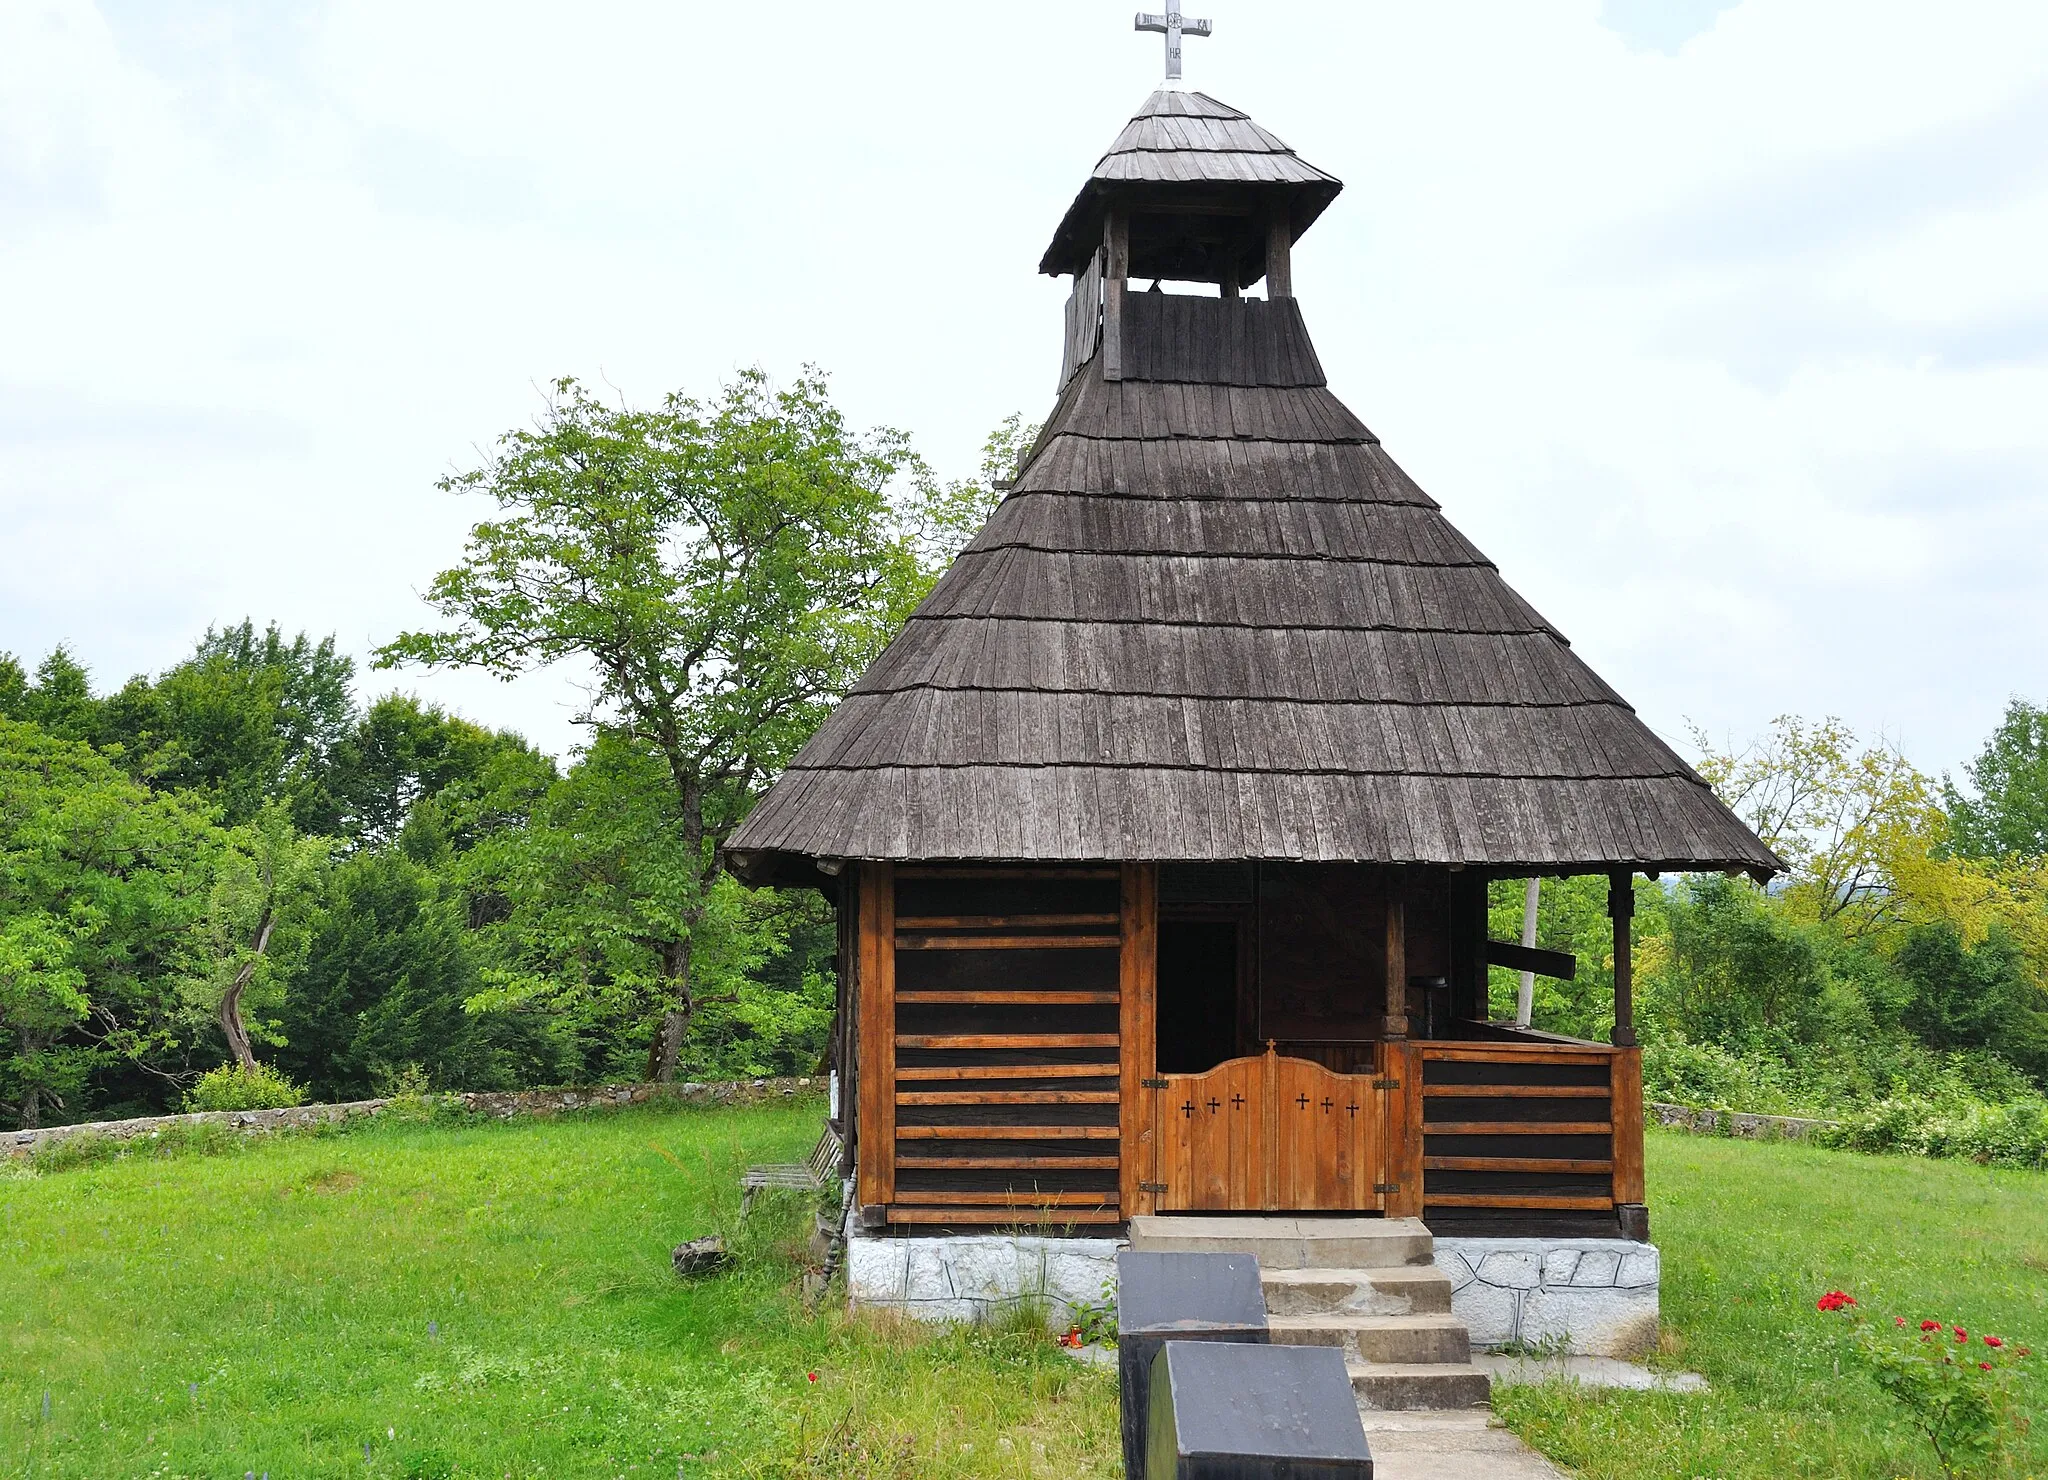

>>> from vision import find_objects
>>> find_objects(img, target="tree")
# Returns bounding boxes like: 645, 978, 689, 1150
319, 693, 552, 850
0, 718, 217, 1127
274, 850, 568, 1100
100, 621, 356, 828
0, 648, 101, 743
1691, 715, 1941, 936
1946, 698, 2048, 861
377, 369, 940, 1079
190, 802, 330, 1073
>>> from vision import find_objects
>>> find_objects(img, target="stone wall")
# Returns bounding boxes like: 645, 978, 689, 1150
6, 1078, 821, 1160
1433, 1237, 1660, 1358
845, 1228, 1122, 1326
1649, 1102, 1832, 1140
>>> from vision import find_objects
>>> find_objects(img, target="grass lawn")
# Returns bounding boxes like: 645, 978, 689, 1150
6, 1110, 2046, 1479
1494, 1128, 2048, 1479
0, 1098, 1117, 1479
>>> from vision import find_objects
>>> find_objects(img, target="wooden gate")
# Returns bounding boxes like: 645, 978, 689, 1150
1151, 1043, 1386, 1211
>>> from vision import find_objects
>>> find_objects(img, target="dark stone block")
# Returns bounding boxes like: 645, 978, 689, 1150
1147, 1341, 1373, 1480
670, 1235, 729, 1278
1118, 1252, 1269, 1480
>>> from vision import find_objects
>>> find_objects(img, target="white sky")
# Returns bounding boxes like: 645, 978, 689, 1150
3, 0, 2045, 779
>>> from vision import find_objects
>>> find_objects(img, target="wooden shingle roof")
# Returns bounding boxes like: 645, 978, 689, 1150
1039, 90, 1344, 279
727, 289, 1780, 879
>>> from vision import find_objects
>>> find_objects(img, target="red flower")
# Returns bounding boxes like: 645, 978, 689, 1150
1984, 1336, 2003, 1348
1980, 1362, 1993, 1371
1955, 1328, 1969, 1343
1895, 1316, 1907, 1327
1921, 1321, 1943, 1332
806, 1371, 819, 1383
1815, 1291, 1857, 1313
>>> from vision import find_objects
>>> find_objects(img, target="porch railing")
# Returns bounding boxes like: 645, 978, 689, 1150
1380, 1025, 1646, 1236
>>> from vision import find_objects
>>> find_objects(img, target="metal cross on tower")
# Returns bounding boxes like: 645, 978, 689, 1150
1134, 8, 1212, 82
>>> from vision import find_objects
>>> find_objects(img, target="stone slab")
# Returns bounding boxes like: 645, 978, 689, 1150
1477, 1354, 1708, 1393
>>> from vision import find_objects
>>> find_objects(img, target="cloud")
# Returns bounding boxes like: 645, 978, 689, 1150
1, 0, 2045, 781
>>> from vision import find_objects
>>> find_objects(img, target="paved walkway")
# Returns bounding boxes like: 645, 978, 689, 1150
1360, 1410, 1568, 1480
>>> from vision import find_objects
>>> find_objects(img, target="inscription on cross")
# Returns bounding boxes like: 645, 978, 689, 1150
1134, 8, 1213, 82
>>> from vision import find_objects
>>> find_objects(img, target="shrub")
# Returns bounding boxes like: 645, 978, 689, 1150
1819, 1096, 2048, 1171
185, 1062, 308, 1112
1819, 1292, 2033, 1478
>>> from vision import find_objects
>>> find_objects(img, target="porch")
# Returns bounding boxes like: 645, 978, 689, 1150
836, 860, 1646, 1239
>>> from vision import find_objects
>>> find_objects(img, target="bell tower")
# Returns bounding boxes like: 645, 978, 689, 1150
1039, 87, 1343, 387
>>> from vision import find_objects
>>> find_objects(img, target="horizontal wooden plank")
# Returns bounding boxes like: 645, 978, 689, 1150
897, 934, 1122, 951
886, 1191, 1119, 1208
896, 1125, 1121, 1141
1425, 1121, 1614, 1136
896, 914, 1120, 930
896, 867, 1121, 879
886, 1207, 1124, 1225
1422, 1084, 1608, 1099
896, 1064, 1116, 1081
1418, 1048, 1614, 1066
897, 1034, 1120, 1049
896, 990, 1119, 1005
896, 1155, 1122, 1169
1423, 1156, 1615, 1174
897, 1091, 1120, 1106
1424, 1193, 1616, 1211
1485, 939, 1577, 980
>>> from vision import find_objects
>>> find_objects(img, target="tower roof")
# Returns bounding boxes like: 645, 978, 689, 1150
1038, 90, 1344, 283
727, 288, 1780, 881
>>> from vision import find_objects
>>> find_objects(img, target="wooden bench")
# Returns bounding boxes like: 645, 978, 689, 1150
742, 1123, 842, 1215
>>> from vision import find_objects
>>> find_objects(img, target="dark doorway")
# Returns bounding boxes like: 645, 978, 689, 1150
1156, 917, 1241, 1073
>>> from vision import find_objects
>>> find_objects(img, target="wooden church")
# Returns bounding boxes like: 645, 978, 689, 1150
725, 81, 1777, 1244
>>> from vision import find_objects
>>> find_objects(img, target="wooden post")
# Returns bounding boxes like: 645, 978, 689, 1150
854, 862, 896, 1215
1265, 213, 1293, 299
1119, 862, 1160, 1217
1103, 208, 1129, 381
1380, 1040, 1423, 1218
1382, 873, 1408, 1041
1611, 1046, 1646, 1211
1220, 261, 1240, 299
1609, 871, 1636, 1048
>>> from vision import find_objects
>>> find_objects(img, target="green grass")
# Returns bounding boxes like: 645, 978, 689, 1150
1494, 1128, 2048, 1479
9, 1110, 2047, 1479
0, 1099, 1116, 1479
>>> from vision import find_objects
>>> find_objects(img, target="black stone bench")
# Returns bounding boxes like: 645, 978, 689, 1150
1117, 1251, 1270, 1480
1147, 1341, 1373, 1480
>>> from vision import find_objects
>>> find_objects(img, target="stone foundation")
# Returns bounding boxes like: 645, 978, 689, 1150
1432, 1237, 1659, 1358
845, 1228, 1123, 1325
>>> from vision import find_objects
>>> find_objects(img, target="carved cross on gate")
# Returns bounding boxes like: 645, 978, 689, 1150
1231, 1093, 1246, 1110
1134, 8, 1213, 82
1321, 1096, 1334, 1114
1181, 1099, 1196, 1118
1206, 1097, 1221, 1114
1346, 1101, 1361, 1118
1295, 1093, 1310, 1110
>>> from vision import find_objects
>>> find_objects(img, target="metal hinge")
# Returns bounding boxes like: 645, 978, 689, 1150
1140, 1077, 1170, 1089
1139, 1181, 1169, 1193
1374, 1183, 1401, 1194
1372, 1077, 1402, 1090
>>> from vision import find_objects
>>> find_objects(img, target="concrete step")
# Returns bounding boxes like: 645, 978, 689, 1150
1261, 1264, 1454, 1317
1349, 1360, 1493, 1411
1269, 1312, 1473, 1365
1126, 1215, 1436, 1270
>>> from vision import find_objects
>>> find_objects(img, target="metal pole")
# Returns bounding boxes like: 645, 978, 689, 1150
1514, 876, 1539, 1028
